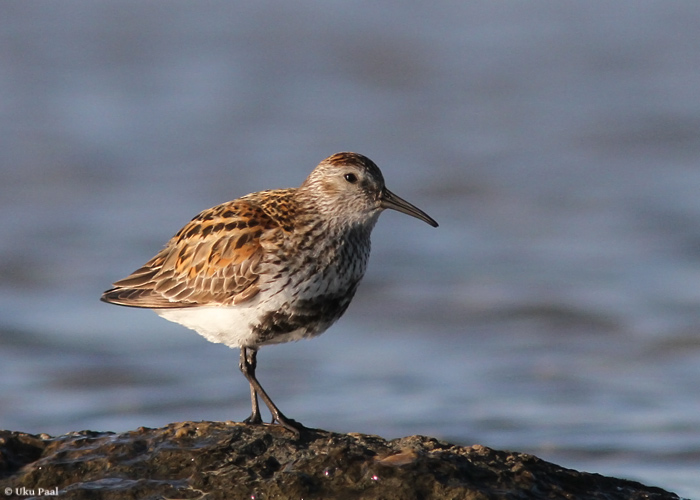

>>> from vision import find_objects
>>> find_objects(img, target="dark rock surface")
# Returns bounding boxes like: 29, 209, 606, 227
0, 421, 681, 499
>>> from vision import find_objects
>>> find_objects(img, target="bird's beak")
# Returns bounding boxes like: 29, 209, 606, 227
380, 188, 439, 227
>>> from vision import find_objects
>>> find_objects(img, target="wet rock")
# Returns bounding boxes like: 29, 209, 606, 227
0, 421, 681, 499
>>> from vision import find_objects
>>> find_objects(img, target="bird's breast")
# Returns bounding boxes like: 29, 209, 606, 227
261, 222, 371, 297
250, 225, 372, 345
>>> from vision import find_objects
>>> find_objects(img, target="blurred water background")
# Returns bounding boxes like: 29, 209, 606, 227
2, 2, 700, 497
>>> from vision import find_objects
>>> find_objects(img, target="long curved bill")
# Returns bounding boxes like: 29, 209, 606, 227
380, 188, 439, 227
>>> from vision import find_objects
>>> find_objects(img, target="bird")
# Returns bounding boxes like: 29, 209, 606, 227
101, 152, 438, 435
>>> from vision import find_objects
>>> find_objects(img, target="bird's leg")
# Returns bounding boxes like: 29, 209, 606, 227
240, 347, 262, 424
238, 346, 305, 436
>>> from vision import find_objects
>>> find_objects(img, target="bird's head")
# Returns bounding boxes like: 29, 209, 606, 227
299, 152, 438, 229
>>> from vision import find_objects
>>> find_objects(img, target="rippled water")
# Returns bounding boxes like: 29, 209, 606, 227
2, 2, 700, 497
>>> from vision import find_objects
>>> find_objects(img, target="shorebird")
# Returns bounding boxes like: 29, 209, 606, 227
102, 152, 438, 434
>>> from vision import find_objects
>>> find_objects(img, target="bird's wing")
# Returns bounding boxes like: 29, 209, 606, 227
101, 199, 276, 309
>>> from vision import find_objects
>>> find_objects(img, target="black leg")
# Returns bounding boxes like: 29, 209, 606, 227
238, 347, 305, 436
240, 348, 262, 424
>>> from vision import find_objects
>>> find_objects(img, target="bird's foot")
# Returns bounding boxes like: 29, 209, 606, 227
272, 413, 306, 437
243, 412, 263, 425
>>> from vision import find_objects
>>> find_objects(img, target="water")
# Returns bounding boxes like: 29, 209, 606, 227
2, 2, 700, 497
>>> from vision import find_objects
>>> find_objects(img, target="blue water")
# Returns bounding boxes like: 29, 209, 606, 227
2, 2, 700, 497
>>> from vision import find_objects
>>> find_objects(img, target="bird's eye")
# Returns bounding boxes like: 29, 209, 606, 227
344, 173, 358, 183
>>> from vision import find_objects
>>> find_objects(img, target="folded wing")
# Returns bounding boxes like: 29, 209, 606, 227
101, 200, 273, 309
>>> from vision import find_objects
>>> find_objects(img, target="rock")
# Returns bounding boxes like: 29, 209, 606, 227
0, 421, 681, 499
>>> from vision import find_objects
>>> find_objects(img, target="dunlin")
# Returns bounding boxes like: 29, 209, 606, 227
102, 152, 438, 434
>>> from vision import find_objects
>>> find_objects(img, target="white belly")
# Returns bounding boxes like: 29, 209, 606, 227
156, 305, 262, 348
155, 293, 324, 349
